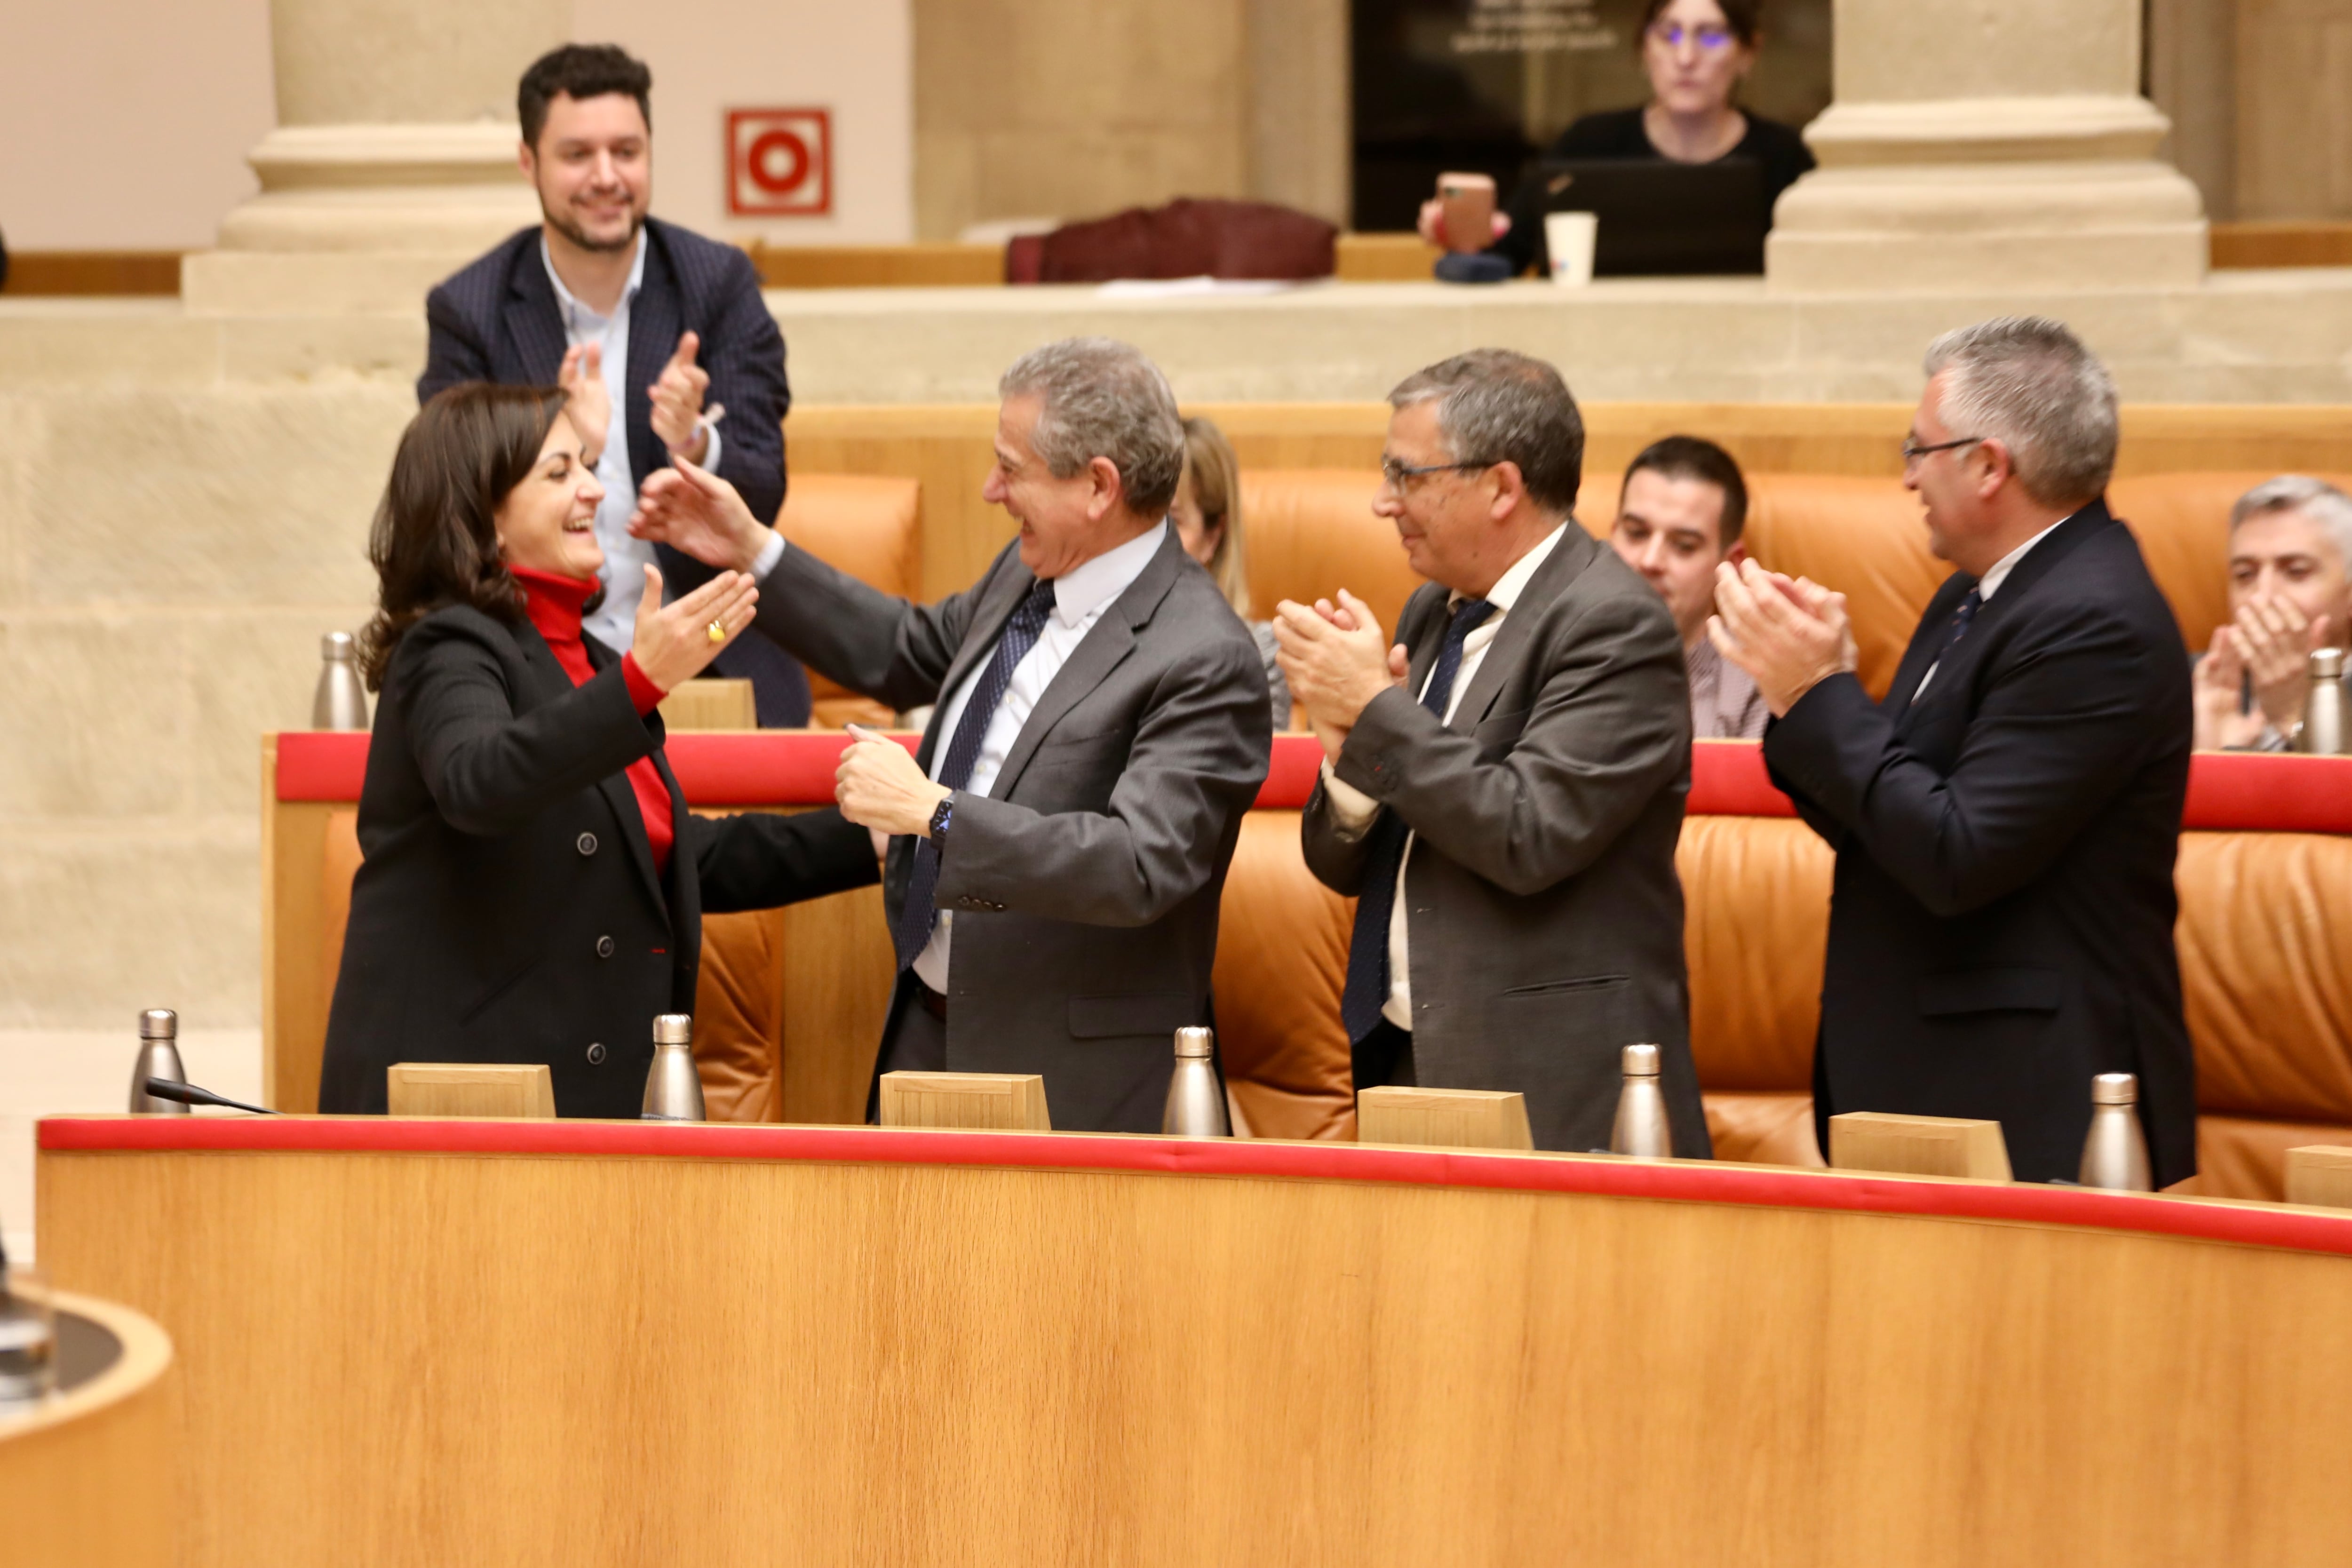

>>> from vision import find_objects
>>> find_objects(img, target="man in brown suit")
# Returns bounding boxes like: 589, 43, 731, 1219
1277, 350, 1708, 1155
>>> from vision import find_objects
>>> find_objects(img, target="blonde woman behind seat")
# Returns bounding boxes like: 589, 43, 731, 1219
1175, 416, 1293, 728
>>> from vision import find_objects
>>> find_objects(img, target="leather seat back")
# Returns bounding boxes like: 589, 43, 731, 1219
776, 475, 922, 728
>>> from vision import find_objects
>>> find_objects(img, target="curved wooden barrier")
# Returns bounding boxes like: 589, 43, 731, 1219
0, 1290, 175, 1568
37, 1114, 2352, 1568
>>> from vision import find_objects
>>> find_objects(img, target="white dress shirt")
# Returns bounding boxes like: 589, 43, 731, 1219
540, 232, 724, 652
1910, 512, 2068, 704
1320, 522, 1569, 1030
897, 522, 1168, 992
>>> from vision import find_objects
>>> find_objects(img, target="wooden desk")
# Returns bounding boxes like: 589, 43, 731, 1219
0, 1290, 175, 1568
37, 1115, 2352, 1568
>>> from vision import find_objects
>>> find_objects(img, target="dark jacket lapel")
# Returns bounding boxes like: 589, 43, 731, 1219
571, 633, 669, 919
501, 237, 568, 387
986, 530, 1184, 800
919, 562, 1040, 769
1448, 524, 1600, 733
626, 228, 683, 499
1891, 500, 2115, 724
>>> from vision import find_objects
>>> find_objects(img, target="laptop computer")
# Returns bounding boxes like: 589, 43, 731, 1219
1537, 158, 1769, 277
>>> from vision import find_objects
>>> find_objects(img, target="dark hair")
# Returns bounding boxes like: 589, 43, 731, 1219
358, 383, 571, 690
1621, 435, 1749, 548
1388, 349, 1585, 515
519, 44, 652, 151
1637, 0, 1761, 48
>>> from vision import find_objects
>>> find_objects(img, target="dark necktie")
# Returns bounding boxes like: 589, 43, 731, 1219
1913, 586, 1983, 703
1339, 596, 1495, 1043
891, 579, 1060, 970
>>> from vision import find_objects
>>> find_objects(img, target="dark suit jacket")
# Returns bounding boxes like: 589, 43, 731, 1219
317, 604, 876, 1118
419, 219, 809, 724
1300, 527, 1710, 1157
1763, 499, 2196, 1185
749, 528, 1273, 1132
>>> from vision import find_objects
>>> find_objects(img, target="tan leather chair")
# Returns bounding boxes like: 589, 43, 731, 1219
774, 474, 922, 729
1211, 812, 1356, 1141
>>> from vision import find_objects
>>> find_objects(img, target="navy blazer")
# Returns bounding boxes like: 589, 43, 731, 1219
1763, 499, 2197, 1185
317, 604, 875, 1118
419, 220, 810, 723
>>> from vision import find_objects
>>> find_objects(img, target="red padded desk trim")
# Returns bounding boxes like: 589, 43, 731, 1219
276, 730, 2352, 829
41, 1115, 2352, 1260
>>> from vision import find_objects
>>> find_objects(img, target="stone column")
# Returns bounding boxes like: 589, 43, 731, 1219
1766, 0, 2208, 292
183, 0, 568, 313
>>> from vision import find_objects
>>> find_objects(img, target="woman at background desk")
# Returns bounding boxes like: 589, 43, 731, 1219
1420, 0, 1814, 276
318, 382, 876, 1117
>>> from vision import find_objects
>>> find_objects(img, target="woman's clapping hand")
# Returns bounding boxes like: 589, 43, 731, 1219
629, 563, 759, 693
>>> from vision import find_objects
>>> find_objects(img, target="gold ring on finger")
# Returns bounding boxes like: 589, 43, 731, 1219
707, 620, 727, 644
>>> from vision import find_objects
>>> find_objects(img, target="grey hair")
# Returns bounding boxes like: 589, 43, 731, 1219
1388, 349, 1584, 513
1922, 316, 2119, 507
999, 337, 1187, 517
2231, 474, 2352, 565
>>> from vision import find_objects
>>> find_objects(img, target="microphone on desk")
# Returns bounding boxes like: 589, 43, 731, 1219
142, 1078, 277, 1116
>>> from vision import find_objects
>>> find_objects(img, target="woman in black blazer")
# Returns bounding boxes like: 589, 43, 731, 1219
318, 382, 876, 1116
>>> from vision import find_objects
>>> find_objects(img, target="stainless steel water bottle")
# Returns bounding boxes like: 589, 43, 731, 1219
2078, 1073, 2153, 1191
2298, 648, 2346, 755
1161, 1027, 1230, 1137
311, 631, 370, 731
1609, 1043, 1672, 1157
128, 1009, 190, 1115
641, 1014, 707, 1122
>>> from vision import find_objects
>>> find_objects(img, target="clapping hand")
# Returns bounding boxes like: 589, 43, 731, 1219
2192, 625, 2265, 750
557, 343, 611, 469
650, 331, 723, 465
1274, 589, 1407, 762
631, 457, 773, 575
1709, 558, 1858, 718
628, 563, 758, 693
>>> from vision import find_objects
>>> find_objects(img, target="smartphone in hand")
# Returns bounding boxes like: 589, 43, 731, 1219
1436, 172, 1497, 253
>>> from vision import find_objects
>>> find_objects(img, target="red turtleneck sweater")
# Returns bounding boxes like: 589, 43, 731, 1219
513, 567, 675, 876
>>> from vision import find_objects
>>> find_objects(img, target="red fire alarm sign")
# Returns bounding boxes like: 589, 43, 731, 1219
727, 109, 832, 217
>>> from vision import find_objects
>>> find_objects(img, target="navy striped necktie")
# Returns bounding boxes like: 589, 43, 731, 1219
1338, 596, 1495, 1044
890, 579, 1060, 970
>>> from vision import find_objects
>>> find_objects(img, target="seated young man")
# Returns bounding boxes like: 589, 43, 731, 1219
2193, 475, 2352, 750
1609, 436, 1766, 738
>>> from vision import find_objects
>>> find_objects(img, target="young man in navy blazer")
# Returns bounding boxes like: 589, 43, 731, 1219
418, 43, 809, 725
1711, 316, 2197, 1186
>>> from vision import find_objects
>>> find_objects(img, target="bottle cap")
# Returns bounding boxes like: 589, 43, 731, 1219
322, 630, 356, 661
2311, 647, 2345, 680
1174, 1026, 1214, 1059
138, 1009, 177, 1039
653, 1014, 693, 1046
1621, 1043, 1661, 1077
2091, 1072, 2138, 1106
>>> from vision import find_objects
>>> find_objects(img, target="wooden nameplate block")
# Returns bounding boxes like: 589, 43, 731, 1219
879, 1071, 1052, 1131
1357, 1087, 1534, 1152
2285, 1146, 2352, 1209
387, 1063, 556, 1119
1829, 1112, 2012, 1181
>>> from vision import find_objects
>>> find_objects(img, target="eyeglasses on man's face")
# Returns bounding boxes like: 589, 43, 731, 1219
1900, 434, 1984, 470
1379, 457, 1490, 494
1647, 22, 1737, 50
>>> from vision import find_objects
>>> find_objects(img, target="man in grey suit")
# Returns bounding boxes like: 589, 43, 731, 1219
630, 337, 1272, 1131
1276, 350, 1708, 1156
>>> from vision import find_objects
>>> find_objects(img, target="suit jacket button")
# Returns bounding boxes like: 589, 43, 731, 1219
577, 832, 598, 856
586, 1042, 608, 1066
595, 935, 615, 959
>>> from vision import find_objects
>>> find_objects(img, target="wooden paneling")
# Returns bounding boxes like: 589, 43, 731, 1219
36, 1141, 2352, 1568
0, 251, 181, 296
261, 739, 339, 1114
2210, 220, 2352, 267
751, 242, 1005, 289
1828, 1112, 2015, 1181
0, 1292, 175, 1568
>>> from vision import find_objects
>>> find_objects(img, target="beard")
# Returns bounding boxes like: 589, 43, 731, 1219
541, 192, 644, 256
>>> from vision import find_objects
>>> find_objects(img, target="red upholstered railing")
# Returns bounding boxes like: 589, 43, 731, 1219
275, 731, 2352, 831
40, 1114, 2352, 1259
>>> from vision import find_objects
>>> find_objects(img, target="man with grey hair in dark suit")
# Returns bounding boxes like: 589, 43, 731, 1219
630, 337, 1273, 1132
1278, 350, 1709, 1156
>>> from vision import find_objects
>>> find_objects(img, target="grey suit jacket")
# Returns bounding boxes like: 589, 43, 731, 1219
1301, 526, 1709, 1156
752, 527, 1273, 1131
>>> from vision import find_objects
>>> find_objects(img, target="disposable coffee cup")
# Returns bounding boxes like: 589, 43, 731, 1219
1545, 212, 1597, 286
